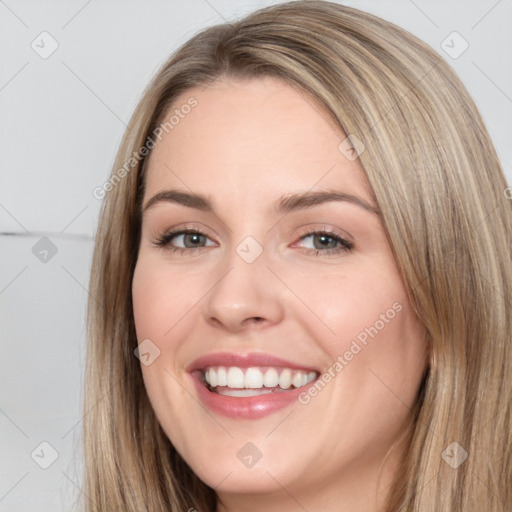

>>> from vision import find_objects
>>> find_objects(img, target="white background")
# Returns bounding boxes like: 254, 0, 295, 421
1, 1, 511, 510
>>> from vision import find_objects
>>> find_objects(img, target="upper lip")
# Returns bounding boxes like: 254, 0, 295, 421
186, 352, 320, 373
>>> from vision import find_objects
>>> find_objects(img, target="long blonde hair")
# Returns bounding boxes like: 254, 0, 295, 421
83, 1, 512, 510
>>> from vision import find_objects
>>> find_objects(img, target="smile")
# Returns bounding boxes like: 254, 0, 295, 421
188, 352, 320, 418
203, 366, 318, 397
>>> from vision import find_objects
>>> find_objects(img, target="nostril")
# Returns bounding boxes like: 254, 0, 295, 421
241, 316, 265, 327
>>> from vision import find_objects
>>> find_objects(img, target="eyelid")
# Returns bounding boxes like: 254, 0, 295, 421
151, 223, 354, 255
151, 224, 217, 250
291, 226, 354, 255
152, 222, 353, 242
152, 223, 217, 241
293, 224, 354, 245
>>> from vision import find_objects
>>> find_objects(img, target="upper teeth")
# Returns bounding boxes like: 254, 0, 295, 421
204, 366, 317, 389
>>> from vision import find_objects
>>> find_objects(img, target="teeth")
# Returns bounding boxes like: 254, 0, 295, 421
244, 367, 263, 388
263, 368, 279, 387
227, 367, 245, 388
292, 371, 305, 388
208, 368, 216, 387
279, 369, 292, 389
203, 366, 317, 392
220, 388, 274, 397
217, 366, 227, 386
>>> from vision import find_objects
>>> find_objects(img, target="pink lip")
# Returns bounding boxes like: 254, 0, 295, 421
187, 352, 319, 419
186, 351, 319, 372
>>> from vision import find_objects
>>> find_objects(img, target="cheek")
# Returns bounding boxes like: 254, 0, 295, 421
286, 258, 410, 356
131, 260, 208, 448
289, 258, 427, 407
131, 258, 204, 341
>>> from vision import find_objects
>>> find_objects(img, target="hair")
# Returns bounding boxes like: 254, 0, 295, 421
83, 1, 512, 510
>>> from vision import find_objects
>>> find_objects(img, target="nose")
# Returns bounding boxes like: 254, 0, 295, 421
201, 246, 285, 333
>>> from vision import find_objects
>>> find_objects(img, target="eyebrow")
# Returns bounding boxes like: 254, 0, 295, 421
143, 189, 380, 215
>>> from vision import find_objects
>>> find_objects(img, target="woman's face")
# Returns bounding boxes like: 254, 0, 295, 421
132, 76, 427, 508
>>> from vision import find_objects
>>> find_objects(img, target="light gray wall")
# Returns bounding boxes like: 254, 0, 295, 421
1, 1, 510, 510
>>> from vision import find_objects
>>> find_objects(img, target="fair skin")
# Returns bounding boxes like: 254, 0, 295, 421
132, 76, 428, 512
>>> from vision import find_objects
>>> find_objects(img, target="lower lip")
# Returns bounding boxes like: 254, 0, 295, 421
190, 371, 312, 419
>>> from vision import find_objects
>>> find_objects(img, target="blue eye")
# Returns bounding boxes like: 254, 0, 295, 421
153, 228, 353, 257
154, 229, 214, 254
296, 229, 353, 256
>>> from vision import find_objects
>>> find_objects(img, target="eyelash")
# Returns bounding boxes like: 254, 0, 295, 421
152, 226, 353, 257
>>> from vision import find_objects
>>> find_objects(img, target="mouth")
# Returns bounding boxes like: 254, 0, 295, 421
201, 366, 318, 397
187, 352, 320, 419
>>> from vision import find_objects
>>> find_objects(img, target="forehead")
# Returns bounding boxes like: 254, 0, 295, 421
143, 76, 372, 207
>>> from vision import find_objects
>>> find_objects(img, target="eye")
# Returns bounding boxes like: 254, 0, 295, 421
152, 226, 353, 257
294, 228, 353, 256
152, 228, 215, 254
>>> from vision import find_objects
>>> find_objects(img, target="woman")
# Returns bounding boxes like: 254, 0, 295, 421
83, 1, 512, 511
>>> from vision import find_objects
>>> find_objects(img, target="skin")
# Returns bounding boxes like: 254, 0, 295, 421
132, 76, 428, 512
